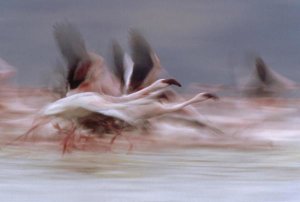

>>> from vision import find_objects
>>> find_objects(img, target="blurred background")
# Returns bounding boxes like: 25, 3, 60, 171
0, 0, 300, 86
2, 2, 300, 202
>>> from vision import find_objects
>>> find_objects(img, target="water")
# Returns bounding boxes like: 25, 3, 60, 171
1, 97, 300, 202
1, 145, 300, 202
1, 1, 300, 200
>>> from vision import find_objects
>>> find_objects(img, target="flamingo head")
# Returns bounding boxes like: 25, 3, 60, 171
192, 92, 219, 103
161, 78, 182, 87
147, 78, 181, 92
202, 92, 219, 100
135, 78, 181, 95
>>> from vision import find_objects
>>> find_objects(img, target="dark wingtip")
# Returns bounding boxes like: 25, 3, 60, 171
111, 40, 125, 86
53, 22, 92, 89
203, 93, 219, 100
255, 57, 268, 82
129, 29, 153, 68
53, 22, 88, 65
162, 78, 182, 87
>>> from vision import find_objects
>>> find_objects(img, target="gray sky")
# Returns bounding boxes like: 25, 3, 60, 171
0, 0, 300, 86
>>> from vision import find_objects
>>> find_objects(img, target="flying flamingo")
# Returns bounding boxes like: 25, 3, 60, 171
53, 22, 121, 96
111, 30, 222, 134
38, 89, 217, 152
49, 22, 220, 151
239, 56, 297, 97
21, 78, 185, 151
111, 29, 163, 94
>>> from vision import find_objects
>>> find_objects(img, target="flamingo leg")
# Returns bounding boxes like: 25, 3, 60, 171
7, 117, 51, 145
61, 122, 77, 154
110, 128, 122, 145
109, 127, 134, 153
124, 134, 133, 154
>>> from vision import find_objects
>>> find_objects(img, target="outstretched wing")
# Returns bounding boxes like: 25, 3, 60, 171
128, 29, 154, 92
48, 60, 68, 97
53, 22, 91, 89
241, 56, 296, 96
255, 57, 272, 85
111, 40, 125, 88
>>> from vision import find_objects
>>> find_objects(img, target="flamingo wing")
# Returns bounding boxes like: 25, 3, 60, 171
53, 22, 91, 90
111, 40, 126, 89
128, 29, 155, 92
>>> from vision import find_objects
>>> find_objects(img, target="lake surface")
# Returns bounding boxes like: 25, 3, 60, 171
1, 1, 300, 201
1, 97, 300, 202
1, 142, 300, 202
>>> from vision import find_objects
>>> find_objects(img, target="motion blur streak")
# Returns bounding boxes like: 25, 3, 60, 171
1, 58, 300, 202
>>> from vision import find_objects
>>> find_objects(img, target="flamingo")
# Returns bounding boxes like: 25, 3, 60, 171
113, 35, 217, 133
50, 22, 221, 150
21, 78, 181, 151
101, 78, 181, 102
42, 78, 181, 127
24, 80, 216, 152
239, 56, 297, 97
54, 23, 166, 98
111, 29, 163, 94
40, 90, 218, 128
53, 22, 120, 96
111, 31, 222, 134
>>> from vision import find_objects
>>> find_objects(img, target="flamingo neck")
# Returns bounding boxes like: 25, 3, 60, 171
100, 84, 156, 103
121, 82, 160, 101
164, 95, 209, 112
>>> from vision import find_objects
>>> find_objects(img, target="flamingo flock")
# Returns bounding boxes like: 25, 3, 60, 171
0, 22, 221, 153
1, 22, 297, 153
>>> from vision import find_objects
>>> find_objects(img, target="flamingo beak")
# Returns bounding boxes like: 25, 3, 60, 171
162, 79, 182, 87
203, 93, 219, 100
